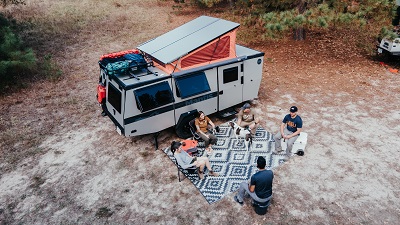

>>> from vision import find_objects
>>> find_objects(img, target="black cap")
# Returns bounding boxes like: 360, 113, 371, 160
242, 103, 251, 110
290, 106, 298, 113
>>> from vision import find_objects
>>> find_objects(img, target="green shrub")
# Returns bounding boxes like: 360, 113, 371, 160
0, 13, 37, 93
1, 0, 26, 7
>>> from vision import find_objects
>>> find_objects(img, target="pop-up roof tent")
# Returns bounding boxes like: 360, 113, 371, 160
137, 16, 239, 74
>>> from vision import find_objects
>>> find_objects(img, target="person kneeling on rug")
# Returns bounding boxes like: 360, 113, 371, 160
171, 141, 219, 180
234, 156, 273, 207
236, 103, 260, 137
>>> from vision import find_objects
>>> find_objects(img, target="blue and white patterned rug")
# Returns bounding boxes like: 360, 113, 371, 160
163, 122, 288, 204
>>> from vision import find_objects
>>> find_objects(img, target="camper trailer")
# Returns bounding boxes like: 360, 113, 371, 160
97, 16, 264, 140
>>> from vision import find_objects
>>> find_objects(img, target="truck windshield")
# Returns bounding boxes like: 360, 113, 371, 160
175, 72, 211, 99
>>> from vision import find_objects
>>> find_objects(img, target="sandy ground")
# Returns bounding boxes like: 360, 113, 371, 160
1, 1, 400, 224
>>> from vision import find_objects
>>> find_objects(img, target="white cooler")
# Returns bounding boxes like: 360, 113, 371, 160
281, 132, 308, 156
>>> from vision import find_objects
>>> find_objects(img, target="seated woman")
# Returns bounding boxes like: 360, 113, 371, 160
195, 111, 218, 155
171, 141, 218, 180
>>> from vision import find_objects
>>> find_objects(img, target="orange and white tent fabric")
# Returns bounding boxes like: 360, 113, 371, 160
137, 16, 239, 74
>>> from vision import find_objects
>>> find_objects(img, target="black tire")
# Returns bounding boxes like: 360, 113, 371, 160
175, 111, 198, 139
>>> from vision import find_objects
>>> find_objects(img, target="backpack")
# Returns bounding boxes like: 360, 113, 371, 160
105, 60, 130, 76
181, 139, 198, 156
123, 53, 147, 71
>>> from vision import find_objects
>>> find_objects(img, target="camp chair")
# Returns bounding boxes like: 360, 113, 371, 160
177, 165, 198, 182
166, 146, 199, 182
188, 118, 219, 141
173, 157, 199, 182
188, 119, 203, 142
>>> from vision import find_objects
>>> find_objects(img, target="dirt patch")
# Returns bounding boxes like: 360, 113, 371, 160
1, 1, 400, 224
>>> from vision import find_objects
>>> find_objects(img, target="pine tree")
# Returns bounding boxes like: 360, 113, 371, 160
1, 0, 25, 7
0, 13, 37, 92
260, 0, 396, 40
194, 0, 396, 40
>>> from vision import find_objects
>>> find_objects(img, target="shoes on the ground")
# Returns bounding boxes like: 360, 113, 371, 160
209, 171, 219, 177
236, 127, 241, 135
198, 170, 204, 180
101, 111, 107, 117
245, 133, 252, 141
234, 195, 243, 205
273, 147, 283, 154
215, 126, 220, 133
282, 155, 290, 162
206, 147, 213, 156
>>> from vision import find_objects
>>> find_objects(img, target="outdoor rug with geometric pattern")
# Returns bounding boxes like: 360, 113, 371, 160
163, 121, 289, 204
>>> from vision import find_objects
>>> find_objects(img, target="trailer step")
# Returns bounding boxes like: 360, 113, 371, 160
218, 108, 237, 118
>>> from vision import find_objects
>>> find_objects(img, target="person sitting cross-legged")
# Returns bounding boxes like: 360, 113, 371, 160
234, 156, 273, 206
171, 141, 218, 180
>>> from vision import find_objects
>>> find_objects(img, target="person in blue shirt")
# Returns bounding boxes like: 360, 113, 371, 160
234, 156, 273, 206
273, 106, 303, 161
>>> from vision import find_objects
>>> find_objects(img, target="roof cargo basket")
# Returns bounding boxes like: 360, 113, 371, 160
99, 52, 151, 76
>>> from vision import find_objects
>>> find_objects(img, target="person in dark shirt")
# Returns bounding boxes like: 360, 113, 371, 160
273, 106, 303, 161
234, 156, 273, 205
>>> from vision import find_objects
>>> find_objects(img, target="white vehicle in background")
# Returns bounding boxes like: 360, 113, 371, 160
377, 35, 400, 56
377, 0, 400, 56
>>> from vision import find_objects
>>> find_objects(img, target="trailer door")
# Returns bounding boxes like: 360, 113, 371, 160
217, 62, 243, 110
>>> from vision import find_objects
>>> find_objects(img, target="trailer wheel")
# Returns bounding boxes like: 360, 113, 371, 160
175, 110, 198, 139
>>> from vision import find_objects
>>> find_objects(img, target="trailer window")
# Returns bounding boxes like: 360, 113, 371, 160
175, 72, 211, 99
223, 67, 239, 84
108, 84, 122, 113
134, 81, 174, 112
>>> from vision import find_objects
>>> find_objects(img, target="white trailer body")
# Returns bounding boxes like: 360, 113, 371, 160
98, 16, 264, 138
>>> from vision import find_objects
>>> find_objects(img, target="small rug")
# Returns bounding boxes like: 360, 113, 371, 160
163, 122, 288, 204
